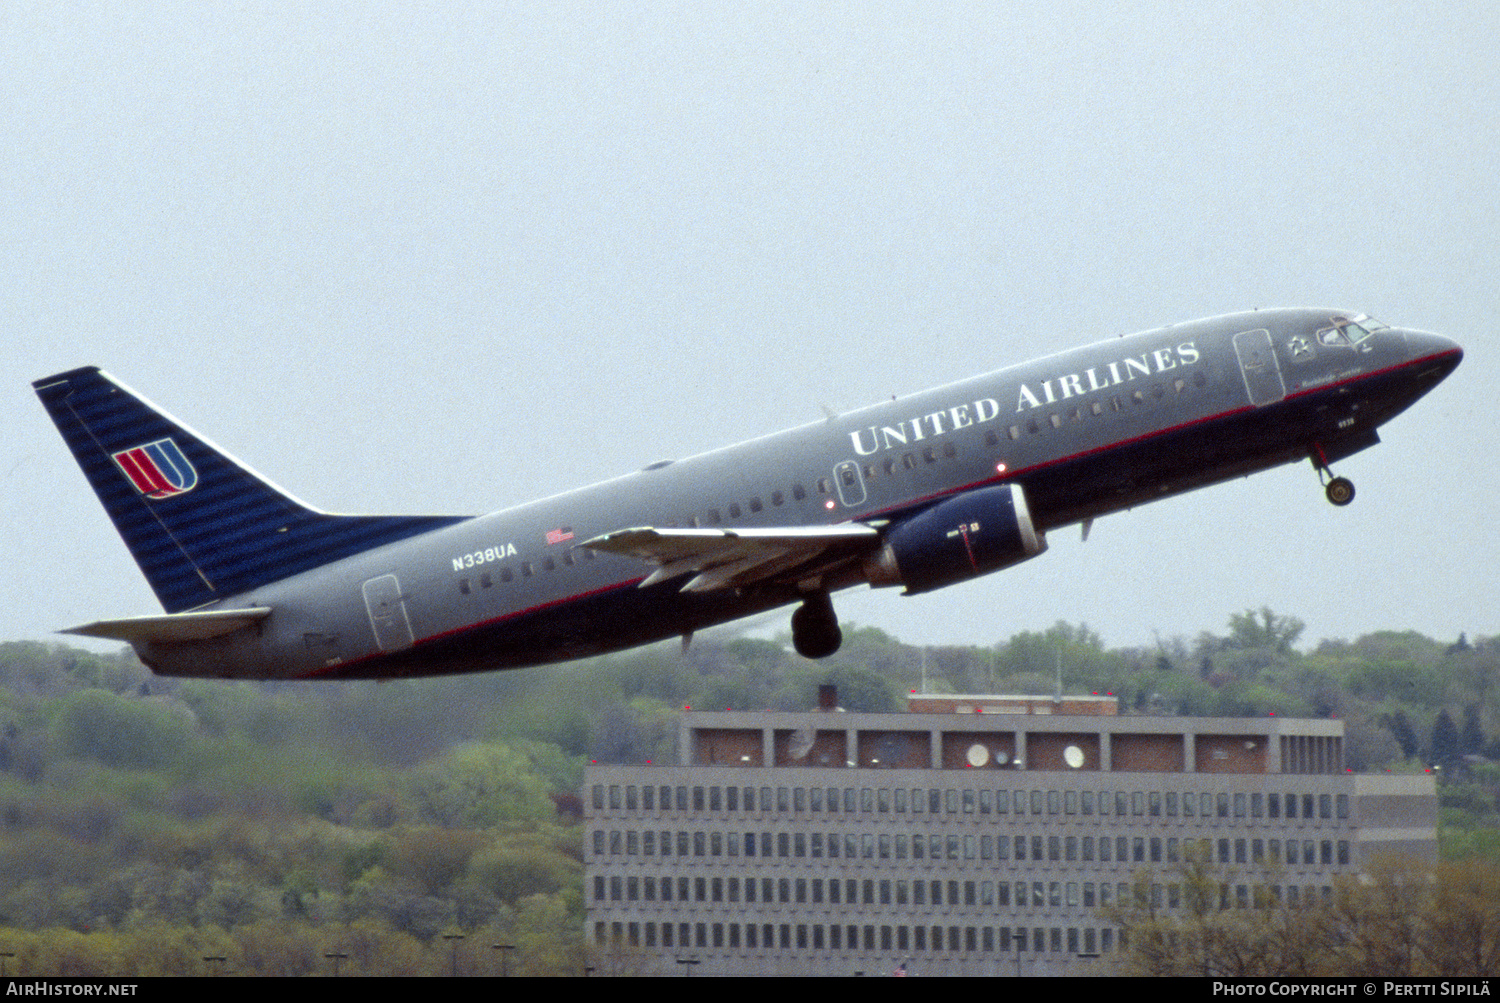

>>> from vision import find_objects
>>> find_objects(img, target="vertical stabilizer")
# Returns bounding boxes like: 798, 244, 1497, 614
33, 367, 468, 613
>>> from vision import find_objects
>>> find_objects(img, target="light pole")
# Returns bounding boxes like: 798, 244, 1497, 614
443, 933, 466, 977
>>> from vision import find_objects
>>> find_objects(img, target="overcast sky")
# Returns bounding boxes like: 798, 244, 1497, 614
3, 4, 1493, 658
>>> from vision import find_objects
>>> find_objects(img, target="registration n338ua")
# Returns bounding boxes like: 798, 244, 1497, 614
33, 309, 1461, 679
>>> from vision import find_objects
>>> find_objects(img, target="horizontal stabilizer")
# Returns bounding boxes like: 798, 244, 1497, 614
62, 608, 272, 644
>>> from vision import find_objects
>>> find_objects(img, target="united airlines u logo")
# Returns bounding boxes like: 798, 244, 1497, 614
111, 438, 198, 498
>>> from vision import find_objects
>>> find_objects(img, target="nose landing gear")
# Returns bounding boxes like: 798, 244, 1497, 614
1311, 443, 1355, 506
1324, 476, 1355, 506
791, 591, 842, 659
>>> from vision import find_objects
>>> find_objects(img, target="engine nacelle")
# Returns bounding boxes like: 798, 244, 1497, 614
863, 483, 1047, 595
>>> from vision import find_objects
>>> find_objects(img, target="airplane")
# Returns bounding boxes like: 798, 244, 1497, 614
33, 308, 1461, 680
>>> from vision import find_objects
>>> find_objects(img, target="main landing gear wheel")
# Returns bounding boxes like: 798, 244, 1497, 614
791, 592, 842, 659
1325, 476, 1355, 507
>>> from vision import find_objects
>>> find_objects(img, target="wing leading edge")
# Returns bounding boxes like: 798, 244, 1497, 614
581, 524, 880, 593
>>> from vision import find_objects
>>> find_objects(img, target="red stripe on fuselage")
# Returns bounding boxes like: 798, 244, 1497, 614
851, 347, 1459, 523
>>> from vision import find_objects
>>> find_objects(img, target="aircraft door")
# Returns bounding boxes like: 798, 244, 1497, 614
1233, 328, 1287, 406
362, 574, 415, 652
833, 460, 868, 508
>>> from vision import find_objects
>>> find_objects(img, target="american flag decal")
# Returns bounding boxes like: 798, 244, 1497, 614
111, 438, 199, 499
545, 527, 574, 545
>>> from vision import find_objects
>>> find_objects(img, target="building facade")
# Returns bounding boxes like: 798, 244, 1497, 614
584, 700, 1436, 976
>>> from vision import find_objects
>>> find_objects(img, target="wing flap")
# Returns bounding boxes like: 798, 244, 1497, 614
582, 524, 880, 593
62, 608, 272, 644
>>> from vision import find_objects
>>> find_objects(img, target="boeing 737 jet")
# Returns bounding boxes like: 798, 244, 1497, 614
34, 308, 1461, 679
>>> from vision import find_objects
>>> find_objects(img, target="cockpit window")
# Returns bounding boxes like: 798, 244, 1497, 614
1317, 313, 1386, 348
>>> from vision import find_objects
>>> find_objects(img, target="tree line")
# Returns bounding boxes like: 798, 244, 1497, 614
0, 609, 1495, 975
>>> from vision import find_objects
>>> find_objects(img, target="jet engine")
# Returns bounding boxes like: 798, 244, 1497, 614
863, 483, 1047, 594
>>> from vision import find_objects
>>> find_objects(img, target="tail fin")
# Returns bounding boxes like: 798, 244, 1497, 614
33, 367, 469, 613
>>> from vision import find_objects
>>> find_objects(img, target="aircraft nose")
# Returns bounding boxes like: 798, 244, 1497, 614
1398, 329, 1458, 389
1402, 329, 1463, 370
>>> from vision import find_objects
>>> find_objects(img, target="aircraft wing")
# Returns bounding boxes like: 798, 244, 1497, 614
581, 524, 880, 593
62, 608, 272, 644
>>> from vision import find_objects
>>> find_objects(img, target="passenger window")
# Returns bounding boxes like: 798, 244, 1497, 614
985, 430, 999, 446
902, 453, 916, 470
501, 567, 514, 582
458, 579, 470, 595
706, 509, 721, 524
923, 447, 937, 464
771, 491, 783, 506
729, 503, 742, 518
543, 557, 555, 572
480, 572, 492, 588
942, 442, 957, 458
749, 497, 763, 513
817, 478, 832, 494
792, 484, 806, 501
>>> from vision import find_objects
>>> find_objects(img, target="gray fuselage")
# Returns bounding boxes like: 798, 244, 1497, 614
139, 308, 1461, 679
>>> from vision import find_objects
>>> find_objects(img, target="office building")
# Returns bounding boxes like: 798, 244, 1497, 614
584, 695, 1436, 975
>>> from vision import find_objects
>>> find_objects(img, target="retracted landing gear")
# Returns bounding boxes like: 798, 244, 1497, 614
1311, 443, 1355, 506
791, 591, 842, 659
